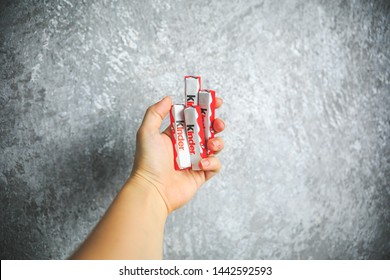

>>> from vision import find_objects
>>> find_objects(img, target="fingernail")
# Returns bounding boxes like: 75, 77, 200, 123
212, 140, 220, 150
201, 159, 210, 168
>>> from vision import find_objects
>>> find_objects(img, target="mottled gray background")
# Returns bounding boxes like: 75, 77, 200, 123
1, 0, 389, 260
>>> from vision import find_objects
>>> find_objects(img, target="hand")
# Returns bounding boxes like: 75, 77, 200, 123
128, 96, 225, 214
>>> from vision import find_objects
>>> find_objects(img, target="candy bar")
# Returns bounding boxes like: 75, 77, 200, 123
185, 76, 201, 107
198, 90, 216, 154
184, 106, 207, 170
170, 105, 191, 170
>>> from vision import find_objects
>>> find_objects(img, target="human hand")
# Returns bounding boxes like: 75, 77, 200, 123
128, 96, 225, 214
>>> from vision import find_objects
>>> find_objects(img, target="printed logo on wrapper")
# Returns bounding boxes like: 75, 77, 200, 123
184, 106, 207, 170
169, 105, 191, 170
185, 76, 201, 107
169, 76, 217, 170
198, 90, 216, 155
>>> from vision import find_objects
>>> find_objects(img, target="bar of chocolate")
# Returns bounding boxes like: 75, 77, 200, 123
170, 105, 191, 170
198, 90, 216, 154
185, 76, 201, 107
184, 106, 207, 170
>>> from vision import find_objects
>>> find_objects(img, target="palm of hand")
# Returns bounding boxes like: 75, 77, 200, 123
133, 129, 207, 213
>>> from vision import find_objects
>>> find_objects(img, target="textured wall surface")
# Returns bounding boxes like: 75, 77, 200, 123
1, 0, 389, 259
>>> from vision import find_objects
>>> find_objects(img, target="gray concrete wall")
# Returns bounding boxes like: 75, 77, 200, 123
1, 0, 389, 259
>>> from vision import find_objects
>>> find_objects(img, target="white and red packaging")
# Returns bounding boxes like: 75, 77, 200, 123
170, 105, 191, 170
198, 89, 216, 155
184, 106, 207, 170
185, 76, 201, 107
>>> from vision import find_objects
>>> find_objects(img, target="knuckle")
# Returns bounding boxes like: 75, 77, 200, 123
217, 138, 225, 148
211, 158, 221, 171
146, 106, 154, 115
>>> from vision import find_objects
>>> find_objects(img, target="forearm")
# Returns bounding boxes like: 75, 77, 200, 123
70, 178, 168, 260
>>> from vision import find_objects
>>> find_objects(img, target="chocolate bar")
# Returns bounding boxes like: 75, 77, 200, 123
169, 105, 191, 170
184, 106, 207, 170
198, 89, 216, 154
185, 76, 201, 107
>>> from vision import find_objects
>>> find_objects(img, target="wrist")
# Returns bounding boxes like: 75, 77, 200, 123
124, 173, 169, 218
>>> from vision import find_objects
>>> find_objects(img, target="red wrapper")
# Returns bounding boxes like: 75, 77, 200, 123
185, 76, 201, 107
170, 105, 191, 170
184, 106, 207, 170
198, 89, 216, 155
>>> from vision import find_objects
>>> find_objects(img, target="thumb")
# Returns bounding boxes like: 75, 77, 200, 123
139, 96, 172, 134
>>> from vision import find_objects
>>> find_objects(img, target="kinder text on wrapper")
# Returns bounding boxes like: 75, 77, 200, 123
169, 76, 216, 171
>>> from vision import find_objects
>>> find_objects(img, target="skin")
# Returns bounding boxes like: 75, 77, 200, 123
70, 96, 225, 259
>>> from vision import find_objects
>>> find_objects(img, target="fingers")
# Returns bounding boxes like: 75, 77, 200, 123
199, 157, 221, 172
199, 157, 222, 180
207, 137, 224, 154
139, 96, 172, 137
213, 118, 225, 134
215, 98, 223, 109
